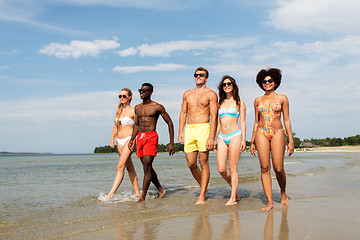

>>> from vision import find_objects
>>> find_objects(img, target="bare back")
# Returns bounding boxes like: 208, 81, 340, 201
183, 88, 217, 124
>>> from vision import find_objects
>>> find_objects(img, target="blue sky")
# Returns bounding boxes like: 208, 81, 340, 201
1, 0, 359, 153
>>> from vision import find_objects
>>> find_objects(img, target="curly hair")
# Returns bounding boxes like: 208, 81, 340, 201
256, 68, 282, 91
218, 75, 241, 108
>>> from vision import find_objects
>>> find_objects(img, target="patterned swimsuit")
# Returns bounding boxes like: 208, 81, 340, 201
257, 94, 285, 141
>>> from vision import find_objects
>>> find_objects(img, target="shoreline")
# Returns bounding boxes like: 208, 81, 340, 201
296, 145, 360, 152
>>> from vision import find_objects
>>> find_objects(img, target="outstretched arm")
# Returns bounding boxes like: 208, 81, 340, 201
206, 91, 218, 150
178, 93, 187, 144
110, 123, 117, 148
160, 105, 175, 156
282, 95, 294, 156
239, 100, 247, 152
250, 99, 259, 157
128, 107, 139, 151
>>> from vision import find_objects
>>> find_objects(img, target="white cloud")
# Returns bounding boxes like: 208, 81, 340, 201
137, 40, 212, 57
118, 47, 138, 57
118, 38, 256, 57
39, 40, 120, 59
267, 0, 360, 34
112, 63, 190, 73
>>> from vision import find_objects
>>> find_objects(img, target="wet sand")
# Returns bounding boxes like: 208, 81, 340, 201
67, 173, 360, 240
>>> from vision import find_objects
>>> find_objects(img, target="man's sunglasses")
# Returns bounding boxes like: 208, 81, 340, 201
138, 89, 149, 93
194, 73, 206, 78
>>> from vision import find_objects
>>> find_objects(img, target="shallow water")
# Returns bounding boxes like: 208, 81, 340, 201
1, 152, 359, 239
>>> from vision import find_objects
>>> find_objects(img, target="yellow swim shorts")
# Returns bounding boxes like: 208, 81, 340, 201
184, 123, 210, 153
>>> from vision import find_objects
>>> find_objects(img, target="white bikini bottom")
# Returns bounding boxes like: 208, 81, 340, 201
116, 136, 131, 147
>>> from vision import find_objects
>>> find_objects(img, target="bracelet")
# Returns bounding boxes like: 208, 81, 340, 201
250, 141, 254, 145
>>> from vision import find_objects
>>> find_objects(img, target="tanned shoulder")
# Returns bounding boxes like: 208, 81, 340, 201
279, 94, 289, 104
254, 97, 262, 106
152, 101, 165, 111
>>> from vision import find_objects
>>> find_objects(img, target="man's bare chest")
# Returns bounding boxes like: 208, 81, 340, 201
187, 94, 210, 108
137, 106, 159, 118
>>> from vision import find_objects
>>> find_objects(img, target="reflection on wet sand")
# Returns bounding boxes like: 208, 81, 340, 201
191, 214, 212, 240
264, 206, 289, 240
220, 210, 240, 240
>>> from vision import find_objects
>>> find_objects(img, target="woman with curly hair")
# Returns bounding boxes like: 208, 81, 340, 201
250, 68, 294, 210
216, 75, 246, 205
98, 88, 140, 201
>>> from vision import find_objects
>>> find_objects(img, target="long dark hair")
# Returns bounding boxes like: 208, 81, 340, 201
218, 75, 241, 108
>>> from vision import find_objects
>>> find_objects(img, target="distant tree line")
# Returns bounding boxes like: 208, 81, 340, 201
94, 145, 118, 154
303, 134, 360, 147
94, 143, 184, 154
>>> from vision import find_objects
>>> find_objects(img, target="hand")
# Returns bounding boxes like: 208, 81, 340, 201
287, 142, 294, 156
110, 140, 115, 148
239, 141, 246, 152
206, 138, 215, 151
128, 139, 135, 151
250, 143, 257, 157
178, 133, 184, 144
166, 143, 175, 156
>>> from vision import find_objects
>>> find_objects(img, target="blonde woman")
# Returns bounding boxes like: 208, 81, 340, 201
216, 76, 246, 205
99, 88, 140, 201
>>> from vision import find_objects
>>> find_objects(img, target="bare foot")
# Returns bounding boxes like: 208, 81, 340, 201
195, 199, 206, 205
262, 202, 274, 211
158, 189, 166, 199
225, 199, 237, 206
195, 195, 206, 205
98, 194, 113, 202
281, 192, 289, 206
136, 197, 145, 203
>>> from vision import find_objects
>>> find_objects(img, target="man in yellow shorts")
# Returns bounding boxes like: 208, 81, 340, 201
178, 67, 218, 204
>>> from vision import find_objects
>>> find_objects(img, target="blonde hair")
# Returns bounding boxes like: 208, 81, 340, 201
114, 88, 132, 123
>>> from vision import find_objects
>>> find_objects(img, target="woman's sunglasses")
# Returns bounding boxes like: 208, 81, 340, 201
118, 95, 127, 99
262, 79, 274, 84
222, 82, 233, 87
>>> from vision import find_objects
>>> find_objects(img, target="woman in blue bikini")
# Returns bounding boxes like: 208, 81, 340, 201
99, 88, 140, 201
216, 76, 246, 205
250, 68, 294, 211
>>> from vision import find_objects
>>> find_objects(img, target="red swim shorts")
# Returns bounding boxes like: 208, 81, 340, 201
136, 131, 158, 158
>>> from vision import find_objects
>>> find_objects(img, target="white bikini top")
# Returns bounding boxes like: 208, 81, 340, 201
115, 116, 134, 125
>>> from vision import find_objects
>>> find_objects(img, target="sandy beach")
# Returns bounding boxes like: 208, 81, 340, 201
1, 151, 360, 239
304, 145, 360, 152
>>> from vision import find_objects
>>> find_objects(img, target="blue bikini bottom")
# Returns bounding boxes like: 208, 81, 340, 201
218, 129, 241, 145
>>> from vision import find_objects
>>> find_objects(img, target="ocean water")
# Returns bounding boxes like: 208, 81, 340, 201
1, 151, 360, 239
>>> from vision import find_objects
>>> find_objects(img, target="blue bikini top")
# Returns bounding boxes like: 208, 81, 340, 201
219, 107, 239, 118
